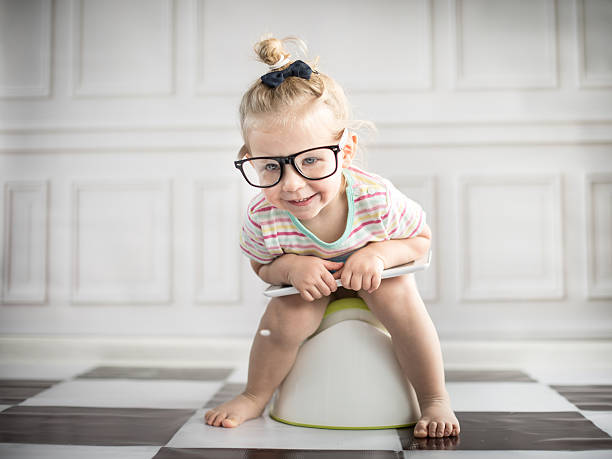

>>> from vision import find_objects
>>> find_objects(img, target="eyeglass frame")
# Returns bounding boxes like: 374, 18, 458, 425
234, 130, 349, 189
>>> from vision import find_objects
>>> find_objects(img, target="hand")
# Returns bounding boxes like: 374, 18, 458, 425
335, 249, 385, 293
287, 256, 344, 302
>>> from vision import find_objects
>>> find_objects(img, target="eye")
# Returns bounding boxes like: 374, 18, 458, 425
262, 161, 279, 172
301, 156, 318, 166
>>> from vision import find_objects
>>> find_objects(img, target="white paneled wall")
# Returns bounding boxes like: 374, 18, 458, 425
0, 0, 611, 344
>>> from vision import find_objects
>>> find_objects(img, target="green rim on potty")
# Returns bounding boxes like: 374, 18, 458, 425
269, 297, 421, 430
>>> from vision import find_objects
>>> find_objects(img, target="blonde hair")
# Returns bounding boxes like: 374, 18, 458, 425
238, 35, 374, 157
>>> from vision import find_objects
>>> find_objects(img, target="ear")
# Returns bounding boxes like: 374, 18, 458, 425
340, 132, 357, 168
237, 144, 249, 159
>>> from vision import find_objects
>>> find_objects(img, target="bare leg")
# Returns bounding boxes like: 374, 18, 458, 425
359, 274, 460, 438
204, 294, 329, 427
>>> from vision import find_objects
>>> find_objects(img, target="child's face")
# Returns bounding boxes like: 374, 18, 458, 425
247, 112, 354, 223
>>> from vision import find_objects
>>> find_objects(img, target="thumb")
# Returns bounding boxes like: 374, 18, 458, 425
322, 260, 344, 269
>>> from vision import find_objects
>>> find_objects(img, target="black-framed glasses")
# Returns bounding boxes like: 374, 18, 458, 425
234, 130, 348, 188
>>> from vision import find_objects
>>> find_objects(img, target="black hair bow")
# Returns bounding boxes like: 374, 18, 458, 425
260, 60, 313, 88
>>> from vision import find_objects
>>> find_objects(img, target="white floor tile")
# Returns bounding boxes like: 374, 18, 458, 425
227, 365, 248, 383
20, 379, 223, 409
168, 408, 403, 451
0, 444, 160, 459
525, 366, 612, 385
447, 382, 577, 412
582, 410, 612, 436
0, 362, 95, 380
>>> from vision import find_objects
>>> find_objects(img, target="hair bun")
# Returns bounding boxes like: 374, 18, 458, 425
254, 36, 289, 67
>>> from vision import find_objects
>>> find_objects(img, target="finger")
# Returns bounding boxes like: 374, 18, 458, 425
341, 270, 352, 289
323, 273, 338, 292
368, 274, 381, 292
321, 260, 345, 270
350, 273, 363, 291
332, 269, 343, 279
361, 274, 372, 292
300, 290, 314, 302
308, 286, 322, 300
317, 280, 332, 297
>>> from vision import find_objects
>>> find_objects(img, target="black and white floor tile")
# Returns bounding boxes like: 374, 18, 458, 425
0, 362, 611, 458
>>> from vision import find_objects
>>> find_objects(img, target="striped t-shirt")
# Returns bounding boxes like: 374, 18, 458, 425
240, 166, 426, 265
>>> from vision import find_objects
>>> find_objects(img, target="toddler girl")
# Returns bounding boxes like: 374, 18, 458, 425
204, 36, 460, 438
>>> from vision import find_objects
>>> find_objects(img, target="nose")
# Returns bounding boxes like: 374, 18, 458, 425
280, 165, 306, 192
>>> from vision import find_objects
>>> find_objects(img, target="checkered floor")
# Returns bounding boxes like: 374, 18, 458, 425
1, 363, 611, 458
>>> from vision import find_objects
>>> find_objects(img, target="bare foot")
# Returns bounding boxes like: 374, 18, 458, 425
204, 392, 265, 428
413, 398, 460, 438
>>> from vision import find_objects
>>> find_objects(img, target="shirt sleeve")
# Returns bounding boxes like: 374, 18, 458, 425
382, 181, 426, 239
239, 208, 276, 265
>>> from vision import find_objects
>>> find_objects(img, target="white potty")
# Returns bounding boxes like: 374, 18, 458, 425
270, 297, 421, 429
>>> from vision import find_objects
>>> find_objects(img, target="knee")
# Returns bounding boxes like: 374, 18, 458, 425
365, 274, 417, 304
261, 296, 326, 345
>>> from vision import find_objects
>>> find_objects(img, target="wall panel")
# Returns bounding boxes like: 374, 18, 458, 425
586, 174, 612, 299
0, 0, 52, 98
71, 180, 171, 304
1, 181, 48, 304
458, 175, 563, 300
72, 0, 174, 96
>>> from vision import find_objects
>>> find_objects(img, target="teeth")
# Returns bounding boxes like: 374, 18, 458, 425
294, 197, 309, 202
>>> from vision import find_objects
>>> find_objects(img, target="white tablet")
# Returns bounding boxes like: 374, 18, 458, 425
264, 251, 432, 298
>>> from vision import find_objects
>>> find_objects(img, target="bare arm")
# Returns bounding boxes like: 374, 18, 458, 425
338, 223, 432, 292
250, 254, 297, 286
363, 223, 431, 269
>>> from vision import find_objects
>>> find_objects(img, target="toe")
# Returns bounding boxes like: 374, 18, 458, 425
222, 417, 239, 428
413, 420, 429, 438
428, 421, 438, 437
436, 422, 446, 437
212, 412, 225, 427
444, 423, 452, 436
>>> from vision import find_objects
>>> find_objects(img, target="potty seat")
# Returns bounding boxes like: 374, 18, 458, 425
270, 297, 421, 429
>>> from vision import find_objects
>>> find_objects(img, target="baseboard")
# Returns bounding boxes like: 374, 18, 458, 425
1, 335, 611, 369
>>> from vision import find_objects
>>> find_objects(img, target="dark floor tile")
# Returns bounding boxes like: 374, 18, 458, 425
154, 449, 401, 459
0, 405, 194, 446
551, 385, 612, 411
77, 366, 234, 381
398, 411, 612, 451
445, 370, 536, 382
0, 380, 60, 404
203, 383, 246, 409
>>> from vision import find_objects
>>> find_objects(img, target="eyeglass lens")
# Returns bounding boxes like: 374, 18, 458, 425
241, 148, 337, 187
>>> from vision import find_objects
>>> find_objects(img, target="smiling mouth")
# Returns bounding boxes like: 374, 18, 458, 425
288, 194, 316, 206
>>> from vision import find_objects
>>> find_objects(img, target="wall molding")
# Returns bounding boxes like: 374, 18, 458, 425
194, 0, 433, 95
451, 0, 558, 90
194, 179, 242, 304
70, 0, 175, 97
1, 335, 611, 369
457, 174, 564, 301
2, 120, 612, 153
1, 181, 49, 304
71, 180, 172, 304
585, 173, 612, 299
0, 0, 52, 99
575, 0, 612, 89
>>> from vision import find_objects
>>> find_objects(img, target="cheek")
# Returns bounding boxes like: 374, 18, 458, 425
262, 189, 278, 204
317, 175, 343, 198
